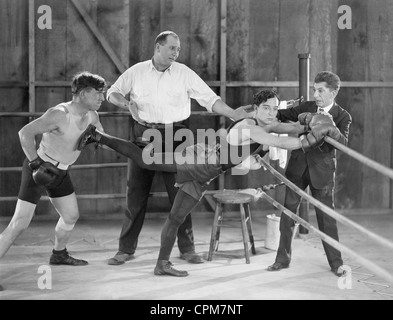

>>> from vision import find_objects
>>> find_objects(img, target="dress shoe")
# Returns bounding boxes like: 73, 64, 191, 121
154, 260, 188, 277
180, 251, 204, 264
267, 262, 289, 272
107, 251, 134, 265
331, 266, 346, 277
76, 124, 100, 151
49, 249, 88, 266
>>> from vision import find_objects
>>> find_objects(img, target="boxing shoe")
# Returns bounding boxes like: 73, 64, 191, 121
331, 265, 346, 277
76, 124, 100, 151
154, 260, 189, 277
266, 262, 289, 272
179, 251, 204, 264
107, 251, 134, 265
49, 249, 88, 266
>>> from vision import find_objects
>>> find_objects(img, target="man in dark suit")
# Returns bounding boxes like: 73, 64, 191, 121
267, 71, 352, 277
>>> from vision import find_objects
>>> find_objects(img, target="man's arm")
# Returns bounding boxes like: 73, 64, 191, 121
228, 121, 318, 152
266, 120, 306, 135
106, 68, 143, 122
277, 102, 313, 122
186, 67, 250, 121
90, 111, 104, 132
334, 112, 352, 146
212, 99, 250, 121
107, 92, 142, 122
107, 92, 131, 111
249, 126, 302, 150
18, 108, 66, 161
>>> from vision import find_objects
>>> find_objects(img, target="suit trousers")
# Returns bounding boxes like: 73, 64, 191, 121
118, 122, 195, 255
275, 168, 343, 269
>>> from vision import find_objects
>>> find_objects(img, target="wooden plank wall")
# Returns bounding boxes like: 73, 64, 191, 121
1, 0, 392, 218
337, 0, 393, 209
0, 0, 131, 217
0, 0, 29, 215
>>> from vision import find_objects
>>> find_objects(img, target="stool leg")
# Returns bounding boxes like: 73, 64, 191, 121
208, 202, 222, 261
244, 204, 256, 254
215, 208, 223, 252
240, 204, 250, 264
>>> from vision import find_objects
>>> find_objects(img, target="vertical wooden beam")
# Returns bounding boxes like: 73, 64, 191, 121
93, 0, 130, 216
129, 0, 161, 64
359, 0, 393, 208
309, 0, 338, 77
278, 0, 309, 101
336, 0, 367, 208
389, 112, 393, 210
219, 0, 227, 102
160, 0, 165, 32
218, 0, 227, 190
28, 0, 35, 114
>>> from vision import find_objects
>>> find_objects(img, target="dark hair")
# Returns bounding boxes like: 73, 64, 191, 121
71, 71, 106, 95
314, 71, 341, 91
155, 31, 179, 46
253, 89, 280, 106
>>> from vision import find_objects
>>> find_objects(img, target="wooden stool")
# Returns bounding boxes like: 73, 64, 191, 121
208, 192, 256, 264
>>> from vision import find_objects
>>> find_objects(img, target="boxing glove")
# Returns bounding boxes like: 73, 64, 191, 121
298, 112, 315, 128
298, 112, 333, 131
29, 157, 60, 187
311, 123, 342, 142
308, 113, 334, 129
28, 156, 44, 171
300, 132, 320, 153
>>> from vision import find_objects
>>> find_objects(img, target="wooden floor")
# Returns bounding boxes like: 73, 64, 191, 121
1, 208, 393, 302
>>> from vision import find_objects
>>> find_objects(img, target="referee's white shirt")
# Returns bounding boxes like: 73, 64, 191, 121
107, 59, 221, 124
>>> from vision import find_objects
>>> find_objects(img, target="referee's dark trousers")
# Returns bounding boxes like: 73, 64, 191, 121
118, 120, 195, 255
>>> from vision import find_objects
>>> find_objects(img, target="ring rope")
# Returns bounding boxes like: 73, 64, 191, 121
324, 136, 393, 180
259, 157, 393, 252
261, 191, 393, 284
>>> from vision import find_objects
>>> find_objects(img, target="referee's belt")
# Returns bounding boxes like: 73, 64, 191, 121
136, 120, 186, 130
37, 149, 70, 170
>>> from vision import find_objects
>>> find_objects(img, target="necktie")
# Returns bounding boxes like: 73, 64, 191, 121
318, 107, 325, 113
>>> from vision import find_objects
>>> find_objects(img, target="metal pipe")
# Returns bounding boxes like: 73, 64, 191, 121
298, 53, 311, 101
298, 53, 311, 233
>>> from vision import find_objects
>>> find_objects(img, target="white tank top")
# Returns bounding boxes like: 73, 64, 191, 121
38, 104, 93, 166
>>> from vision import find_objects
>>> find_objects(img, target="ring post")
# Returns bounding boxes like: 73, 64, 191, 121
298, 53, 311, 234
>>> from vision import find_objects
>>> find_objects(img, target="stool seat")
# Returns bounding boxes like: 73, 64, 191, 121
208, 191, 256, 264
213, 192, 253, 204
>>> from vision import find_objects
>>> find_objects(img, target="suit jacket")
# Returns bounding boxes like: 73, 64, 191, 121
277, 101, 352, 189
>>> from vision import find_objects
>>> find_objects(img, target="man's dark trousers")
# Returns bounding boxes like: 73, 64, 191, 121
118, 121, 195, 255
276, 168, 343, 270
